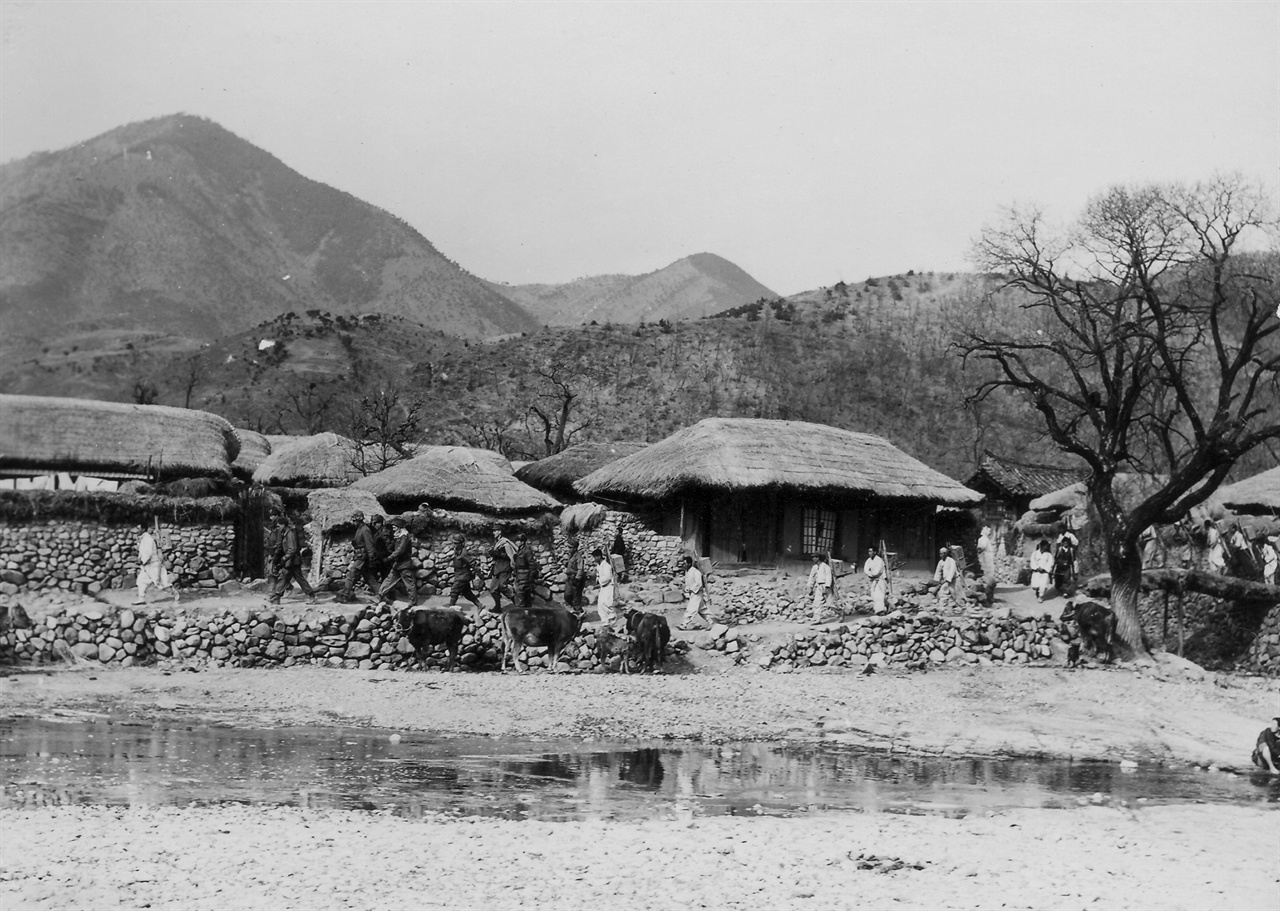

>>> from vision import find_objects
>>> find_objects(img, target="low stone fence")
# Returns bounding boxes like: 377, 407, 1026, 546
1244, 604, 1280, 674
0, 521, 235, 596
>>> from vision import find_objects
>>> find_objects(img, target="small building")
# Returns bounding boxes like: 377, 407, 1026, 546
965, 450, 1086, 526
515, 441, 648, 502
574, 418, 981, 570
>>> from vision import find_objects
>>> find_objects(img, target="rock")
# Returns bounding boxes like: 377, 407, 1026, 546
211, 567, 232, 584
251, 622, 273, 639
71, 642, 99, 659
153, 625, 171, 643
662, 590, 684, 604
345, 642, 372, 659
118, 609, 135, 630
708, 623, 730, 641
97, 644, 115, 662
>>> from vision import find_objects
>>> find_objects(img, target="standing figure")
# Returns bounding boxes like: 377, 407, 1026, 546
510, 532, 541, 610
268, 513, 316, 606
370, 515, 393, 580
807, 554, 833, 621
593, 548, 617, 627
610, 530, 628, 583
1053, 535, 1077, 597
378, 517, 418, 607
933, 546, 958, 609
976, 525, 997, 607
563, 538, 590, 608
1030, 540, 1054, 601
134, 524, 179, 605
1260, 535, 1279, 585
446, 533, 483, 617
678, 555, 707, 631
339, 511, 380, 602
487, 528, 517, 611
863, 547, 886, 614
1205, 519, 1227, 574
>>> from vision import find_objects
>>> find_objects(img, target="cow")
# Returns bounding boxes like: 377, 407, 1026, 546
625, 609, 670, 674
1060, 599, 1117, 664
594, 625, 633, 673
500, 605, 582, 673
398, 607, 467, 672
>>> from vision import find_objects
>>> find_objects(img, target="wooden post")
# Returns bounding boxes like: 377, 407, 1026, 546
1162, 590, 1169, 642
1176, 588, 1185, 658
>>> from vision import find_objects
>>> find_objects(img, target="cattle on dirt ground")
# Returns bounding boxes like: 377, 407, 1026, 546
399, 608, 467, 671
501, 606, 582, 673
625, 610, 670, 674
594, 625, 633, 673
1060, 600, 1117, 664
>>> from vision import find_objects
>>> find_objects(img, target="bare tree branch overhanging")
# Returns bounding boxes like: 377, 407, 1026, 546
956, 175, 1280, 654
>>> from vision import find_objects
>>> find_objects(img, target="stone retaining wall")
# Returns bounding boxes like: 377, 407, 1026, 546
0, 521, 235, 596
1244, 603, 1280, 674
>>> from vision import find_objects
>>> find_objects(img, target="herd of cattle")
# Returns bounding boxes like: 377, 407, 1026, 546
396, 604, 671, 674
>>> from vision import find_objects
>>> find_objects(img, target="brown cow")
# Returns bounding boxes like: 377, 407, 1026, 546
398, 608, 467, 671
500, 606, 582, 673
1060, 600, 1117, 664
625, 609, 670, 674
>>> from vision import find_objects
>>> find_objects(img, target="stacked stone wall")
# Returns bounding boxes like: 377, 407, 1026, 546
0, 521, 235, 596
1244, 604, 1280, 675
1137, 589, 1280, 674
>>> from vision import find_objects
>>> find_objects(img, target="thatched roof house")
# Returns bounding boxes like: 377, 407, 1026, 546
307, 488, 387, 534
252, 433, 360, 488
1217, 467, 1280, 515
965, 450, 1086, 522
351, 446, 559, 515
0, 394, 239, 481
575, 418, 981, 567
231, 429, 272, 479
515, 441, 648, 500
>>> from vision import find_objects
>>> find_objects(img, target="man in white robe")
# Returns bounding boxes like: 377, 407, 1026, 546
863, 547, 886, 614
593, 548, 617, 627
679, 555, 708, 631
134, 525, 179, 605
807, 554, 833, 621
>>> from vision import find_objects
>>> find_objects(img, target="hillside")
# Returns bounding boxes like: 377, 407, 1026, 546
0, 114, 539, 347
486, 252, 777, 325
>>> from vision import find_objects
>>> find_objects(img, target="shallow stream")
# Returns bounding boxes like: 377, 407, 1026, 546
3, 718, 1277, 820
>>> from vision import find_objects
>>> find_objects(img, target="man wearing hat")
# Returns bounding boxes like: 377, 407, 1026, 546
933, 546, 958, 609
339, 511, 380, 602
563, 536, 590, 609
377, 516, 419, 607
511, 532, 541, 610
1252, 716, 1280, 774
446, 533, 483, 617
268, 512, 317, 606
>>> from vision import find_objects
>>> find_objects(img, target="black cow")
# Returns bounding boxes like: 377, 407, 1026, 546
398, 608, 467, 671
625, 610, 670, 674
594, 625, 633, 673
500, 606, 582, 673
1060, 599, 1117, 664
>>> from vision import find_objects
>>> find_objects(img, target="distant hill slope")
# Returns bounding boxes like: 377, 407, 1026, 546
486, 252, 777, 325
0, 114, 539, 344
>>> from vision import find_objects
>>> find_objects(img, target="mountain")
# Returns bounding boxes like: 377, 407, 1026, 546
0, 114, 540, 346
486, 252, 777, 326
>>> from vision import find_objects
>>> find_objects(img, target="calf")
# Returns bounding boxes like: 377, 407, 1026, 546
398, 608, 467, 671
1060, 600, 1117, 664
626, 610, 670, 674
594, 625, 633, 673
500, 606, 582, 673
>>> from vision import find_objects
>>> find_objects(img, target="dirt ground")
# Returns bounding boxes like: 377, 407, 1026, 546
3, 583, 1279, 910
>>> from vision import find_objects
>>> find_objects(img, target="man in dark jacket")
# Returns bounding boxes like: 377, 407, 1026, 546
446, 532, 483, 616
563, 537, 589, 608
488, 528, 517, 611
268, 513, 316, 605
377, 517, 418, 607
340, 511, 381, 602
511, 532, 541, 610
371, 515, 393, 578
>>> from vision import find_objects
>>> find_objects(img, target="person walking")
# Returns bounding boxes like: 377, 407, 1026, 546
864, 547, 886, 615
339, 511, 380, 602
1030, 539, 1054, 601
593, 548, 617, 627
267, 513, 316, 606
511, 532, 540, 610
487, 528, 517, 611
807, 553, 833, 622
133, 524, 179, 605
1205, 519, 1227, 574
370, 515, 393, 580
377, 517, 418, 607
445, 533, 483, 616
1261, 534, 1279, 585
678, 555, 708, 631
563, 538, 590, 609
933, 546, 959, 609
977, 525, 998, 607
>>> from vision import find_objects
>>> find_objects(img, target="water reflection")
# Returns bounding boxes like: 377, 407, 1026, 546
2, 719, 1276, 820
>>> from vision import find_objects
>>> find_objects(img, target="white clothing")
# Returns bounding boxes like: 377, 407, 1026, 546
1262, 541, 1278, 584
808, 561, 832, 589
977, 531, 996, 576
596, 558, 616, 624
1030, 550, 1054, 597
934, 555, 957, 584
682, 564, 707, 628
1206, 525, 1226, 572
136, 530, 175, 601
864, 554, 886, 614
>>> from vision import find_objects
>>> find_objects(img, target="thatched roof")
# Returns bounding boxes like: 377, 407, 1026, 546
966, 450, 1085, 499
574, 418, 982, 505
307, 488, 387, 533
0, 394, 238, 480
516, 442, 649, 497
1217, 467, 1280, 514
231, 429, 271, 478
1028, 474, 1227, 525
252, 433, 360, 488
351, 446, 560, 514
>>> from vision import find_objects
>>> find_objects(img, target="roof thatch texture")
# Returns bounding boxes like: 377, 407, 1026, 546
0, 489, 238, 524
516, 442, 649, 497
0, 394, 239, 480
307, 488, 387, 533
573, 419, 982, 506
966, 450, 1086, 499
401, 507, 557, 535
1028, 474, 1226, 525
252, 433, 360, 488
231, 429, 271, 477
351, 446, 561, 514
1217, 467, 1280, 514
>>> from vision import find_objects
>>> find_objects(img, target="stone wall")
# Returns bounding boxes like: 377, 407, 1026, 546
0, 521, 235, 596
1243, 604, 1280, 675
1137, 589, 1280, 674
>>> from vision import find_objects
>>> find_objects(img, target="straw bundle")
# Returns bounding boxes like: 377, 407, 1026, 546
351, 446, 560, 514
1217, 466, 1280, 515
516, 442, 649, 498
252, 433, 360, 488
307, 488, 387, 533
574, 418, 981, 505
0, 394, 238, 480
559, 502, 607, 534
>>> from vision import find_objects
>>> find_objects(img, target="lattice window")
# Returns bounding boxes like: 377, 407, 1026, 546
803, 507, 836, 555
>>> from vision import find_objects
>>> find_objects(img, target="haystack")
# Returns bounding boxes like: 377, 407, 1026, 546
231, 429, 271, 478
1217, 466, 1280, 515
574, 419, 981, 505
307, 488, 387, 534
0, 394, 239, 480
351, 446, 559, 514
517, 442, 649, 499
252, 433, 360, 488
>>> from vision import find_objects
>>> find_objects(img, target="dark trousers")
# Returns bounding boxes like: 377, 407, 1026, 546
379, 565, 418, 606
513, 584, 534, 610
269, 564, 314, 603
448, 580, 481, 608
342, 555, 381, 600
564, 575, 587, 608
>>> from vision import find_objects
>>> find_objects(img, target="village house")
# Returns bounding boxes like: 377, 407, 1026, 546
574, 418, 982, 572
515, 441, 649, 503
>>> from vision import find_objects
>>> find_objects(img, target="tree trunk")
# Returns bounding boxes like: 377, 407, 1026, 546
1107, 541, 1149, 657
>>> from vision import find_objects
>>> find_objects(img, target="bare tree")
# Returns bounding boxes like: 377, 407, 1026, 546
957, 175, 1280, 654
131, 381, 159, 405
283, 380, 340, 434
178, 354, 205, 409
526, 361, 595, 456
346, 384, 424, 475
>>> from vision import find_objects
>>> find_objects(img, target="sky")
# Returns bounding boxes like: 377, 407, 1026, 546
1, 1, 1277, 295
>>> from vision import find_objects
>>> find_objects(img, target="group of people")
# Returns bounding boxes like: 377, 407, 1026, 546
1203, 519, 1278, 583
